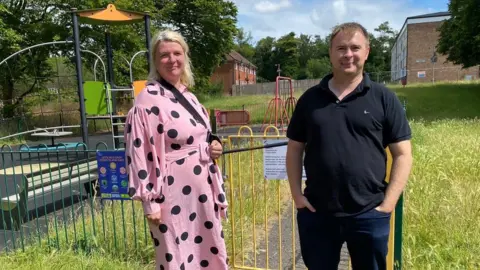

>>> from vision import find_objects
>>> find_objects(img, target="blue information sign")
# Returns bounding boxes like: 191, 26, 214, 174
96, 150, 130, 200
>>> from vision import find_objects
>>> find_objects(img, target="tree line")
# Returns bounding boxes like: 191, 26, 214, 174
233, 21, 398, 82
0, 0, 478, 118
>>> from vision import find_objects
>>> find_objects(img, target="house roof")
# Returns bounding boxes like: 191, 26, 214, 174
406, 11, 450, 20
392, 11, 451, 50
226, 51, 256, 68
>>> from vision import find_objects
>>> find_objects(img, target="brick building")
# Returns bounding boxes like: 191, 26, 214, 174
391, 12, 479, 84
210, 51, 256, 95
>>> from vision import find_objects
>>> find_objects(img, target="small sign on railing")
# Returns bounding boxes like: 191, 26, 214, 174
96, 150, 130, 200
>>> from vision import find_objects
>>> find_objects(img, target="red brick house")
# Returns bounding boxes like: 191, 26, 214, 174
210, 51, 257, 95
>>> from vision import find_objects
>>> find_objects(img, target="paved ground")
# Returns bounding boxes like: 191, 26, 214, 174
233, 200, 350, 270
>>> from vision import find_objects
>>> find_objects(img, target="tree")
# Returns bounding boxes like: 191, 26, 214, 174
306, 57, 331, 79
233, 27, 255, 62
271, 32, 300, 79
253, 36, 276, 81
157, 0, 238, 91
437, 0, 480, 68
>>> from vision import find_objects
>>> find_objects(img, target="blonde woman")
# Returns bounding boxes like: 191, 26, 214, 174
124, 29, 228, 269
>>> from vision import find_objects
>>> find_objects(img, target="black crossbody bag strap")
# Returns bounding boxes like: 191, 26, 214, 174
157, 79, 220, 144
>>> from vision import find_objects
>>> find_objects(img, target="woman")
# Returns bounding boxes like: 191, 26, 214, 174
124, 29, 228, 269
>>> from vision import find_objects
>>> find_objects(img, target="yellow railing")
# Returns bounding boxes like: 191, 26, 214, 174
222, 125, 398, 270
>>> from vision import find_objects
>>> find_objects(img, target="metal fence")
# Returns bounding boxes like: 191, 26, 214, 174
0, 128, 403, 269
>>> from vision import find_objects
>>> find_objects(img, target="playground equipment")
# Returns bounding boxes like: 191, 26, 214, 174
261, 76, 297, 132
71, 4, 151, 149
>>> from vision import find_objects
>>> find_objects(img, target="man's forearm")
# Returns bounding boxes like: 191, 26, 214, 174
286, 149, 304, 198
382, 153, 413, 211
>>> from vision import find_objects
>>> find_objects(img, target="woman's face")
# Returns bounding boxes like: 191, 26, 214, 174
155, 41, 185, 83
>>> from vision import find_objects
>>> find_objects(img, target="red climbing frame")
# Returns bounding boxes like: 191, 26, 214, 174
261, 76, 297, 132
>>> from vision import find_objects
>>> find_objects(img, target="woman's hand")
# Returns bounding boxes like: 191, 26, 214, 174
209, 140, 223, 159
146, 211, 162, 225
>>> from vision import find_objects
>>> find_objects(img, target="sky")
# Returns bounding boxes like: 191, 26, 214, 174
230, 0, 450, 43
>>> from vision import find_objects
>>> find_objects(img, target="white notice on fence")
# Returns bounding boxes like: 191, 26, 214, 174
263, 139, 306, 180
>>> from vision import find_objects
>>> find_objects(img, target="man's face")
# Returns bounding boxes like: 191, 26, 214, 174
329, 30, 370, 76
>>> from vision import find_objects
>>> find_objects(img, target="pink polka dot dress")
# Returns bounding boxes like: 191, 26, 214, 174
124, 80, 228, 269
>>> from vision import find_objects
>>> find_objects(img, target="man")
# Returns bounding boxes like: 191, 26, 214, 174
286, 22, 412, 270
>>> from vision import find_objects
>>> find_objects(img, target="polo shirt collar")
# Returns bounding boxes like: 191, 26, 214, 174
319, 72, 372, 93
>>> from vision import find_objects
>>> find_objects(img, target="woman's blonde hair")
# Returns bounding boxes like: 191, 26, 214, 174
148, 29, 195, 88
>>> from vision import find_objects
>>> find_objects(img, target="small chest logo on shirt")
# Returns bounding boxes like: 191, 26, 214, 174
364, 110, 370, 114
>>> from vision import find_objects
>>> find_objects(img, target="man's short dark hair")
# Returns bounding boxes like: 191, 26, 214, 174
329, 22, 370, 47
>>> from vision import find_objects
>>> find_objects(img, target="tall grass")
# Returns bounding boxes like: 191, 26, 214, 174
403, 119, 480, 269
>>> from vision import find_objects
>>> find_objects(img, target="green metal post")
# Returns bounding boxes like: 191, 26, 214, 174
394, 193, 404, 270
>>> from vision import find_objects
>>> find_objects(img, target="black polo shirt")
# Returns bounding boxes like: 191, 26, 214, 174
287, 73, 411, 217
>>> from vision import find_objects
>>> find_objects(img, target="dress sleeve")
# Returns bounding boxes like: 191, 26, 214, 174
124, 106, 165, 215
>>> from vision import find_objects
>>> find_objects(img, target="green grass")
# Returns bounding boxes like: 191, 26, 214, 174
403, 119, 480, 269
0, 81, 479, 269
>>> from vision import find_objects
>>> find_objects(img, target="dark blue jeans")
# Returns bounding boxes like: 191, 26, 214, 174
297, 206, 391, 270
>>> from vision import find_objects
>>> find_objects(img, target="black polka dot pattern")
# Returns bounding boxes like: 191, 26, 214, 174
200, 260, 209, 267
171, 111, 180, 118
189, 212, 197, 221
147, 152, 153, 162
204, 221, 213, 229
171, 205, 181, 215
167, 129, 178, 139
134, 138, 142, 148
188, 254, 194, 263
159, 224, 168, 233
127, 156, 131, 165
150, 136, 154, 145
166, 253, 173, 262
150, 106, 160, 116
146, 183, 154, 191
194, 236, 203, 244
127, 124, 132, 133
128, 187, 136, 197
209, 164, 217, 173
181, 232, 188, 241
187, 136, 194, 144
156, 168, 161, 178
190, 119, 197, 126
138, 170, 148, 180
176, 158, 185, 165
171, 144, 181, 150
153, 238, 159, 247
218, 194, 226, 203
154, 196, 165, 204
193, 165, 202, 175
180, 263, 185, 270
167, 176, 174, 186
182, 185, 192, 195
199, 194, 207, 203
157, 124, 164, 134
210, 247, 218, 254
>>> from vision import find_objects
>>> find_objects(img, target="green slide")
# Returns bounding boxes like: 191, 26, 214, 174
84, 81, 112, 115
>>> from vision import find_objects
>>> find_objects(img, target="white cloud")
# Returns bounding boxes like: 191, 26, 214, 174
230, 0, 447, 44
254, 0, 292, 13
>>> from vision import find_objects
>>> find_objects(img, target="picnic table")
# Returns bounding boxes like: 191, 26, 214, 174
30, 129, 73, 147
